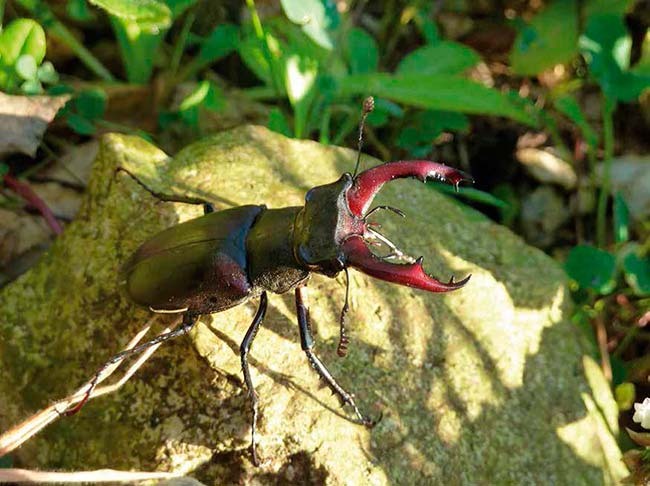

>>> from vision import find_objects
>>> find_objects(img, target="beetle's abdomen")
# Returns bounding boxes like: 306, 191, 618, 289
123, 205, 264, 314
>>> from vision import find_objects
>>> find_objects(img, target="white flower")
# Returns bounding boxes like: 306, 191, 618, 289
633, 397, 650, 429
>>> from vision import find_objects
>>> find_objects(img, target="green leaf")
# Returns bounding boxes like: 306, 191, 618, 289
347, 28, 378, 74
15, 54, 37, 80
0, 163, 9, 178
580, 14, 649, 101
614, 382, 635, 411
88, 0, 171, 31
110, 16, 163, 84
179, 80, 211, 111
0, 18, 46, 66
623, 252, 650, 296
74, 89, 107, 120
397, 110, 468, 154
553, 94, 598, 148
66, 113, 96, 135
397, 42, 479, 76
197, 24, 239, 67
510, 0, 578, 76
164, 0, 198, 18
268, 107, 293, 137
20, 78, 42, 94
565, 244, 617, 294
37, 61, 59, 84
284, 54, 318, 137
613, 192, 629, 243
238, 35, 273, 85
67, 0, 96, 21
584, 0, 635, 18
367, 98, 403, 127
338, 73, 538, 126
429, 182, 510, 209
280, 0, 339, 50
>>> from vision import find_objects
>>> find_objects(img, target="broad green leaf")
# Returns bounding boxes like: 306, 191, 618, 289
110, 17, 162, 83
623, 252, 650, 296
553, 94, 598, 148
37, 61, 59, 83
197, 24, 239, 67
565, 244, 617, 294
398, 110, 468, 154
15, 54, 37, 80
88, 0, 171, 31
338, 73, 538, 126
67, 0, 95, 21
74, 89, 107, 120
179, 80, 211, 111
20, 78, 42, 94
280, 0, 339, 50
347, 28, 378, 74
510, 0, 578, 75
238, 36, 273, 85
614, 382, 634, 411
66, 113, 96, 135
164, 0, 198, 18
397, 42, 479, 76
367, 98, 403, 127
268, 107, 293, 137
284, 54, 318, 137
584, 0, 635, 17
429, 182, 509, 209
613, 191, 629, 243
580, 14, 649, 101
0, 18, 46, 65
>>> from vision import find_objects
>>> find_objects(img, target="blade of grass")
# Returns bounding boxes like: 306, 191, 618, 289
596, 97, 615, 248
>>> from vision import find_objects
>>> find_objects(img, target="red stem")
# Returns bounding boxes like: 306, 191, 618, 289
3, 174, 63, 235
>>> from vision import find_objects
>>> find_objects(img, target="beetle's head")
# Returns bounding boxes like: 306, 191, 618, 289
294, 160, 473, 293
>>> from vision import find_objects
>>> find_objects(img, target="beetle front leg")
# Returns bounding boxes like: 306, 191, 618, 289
295, 286, 377, 427
239, 292, 268, 466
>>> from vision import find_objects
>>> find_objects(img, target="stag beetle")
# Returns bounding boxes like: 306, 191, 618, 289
67, 98, 473, 465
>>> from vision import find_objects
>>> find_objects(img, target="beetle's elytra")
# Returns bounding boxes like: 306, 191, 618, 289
68, 100, 473, 466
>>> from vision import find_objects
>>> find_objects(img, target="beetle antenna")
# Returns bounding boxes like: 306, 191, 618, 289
352, 96, 375, 178
337, 267, 351, 357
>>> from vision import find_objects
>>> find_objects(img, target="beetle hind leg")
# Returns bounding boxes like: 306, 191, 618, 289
65, 312, 198, 416
295, 286, 379, 427
239, 292, 268, 466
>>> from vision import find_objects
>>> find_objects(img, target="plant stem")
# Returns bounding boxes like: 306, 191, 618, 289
0, 0, 5, 31
15, 0, 114, 82
244, 0, 281, 95
3, 174, 63, 235
170, 12, 195, 78
596, 97, 615, 248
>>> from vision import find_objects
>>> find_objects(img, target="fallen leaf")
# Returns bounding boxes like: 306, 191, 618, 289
0, 92, 70, 157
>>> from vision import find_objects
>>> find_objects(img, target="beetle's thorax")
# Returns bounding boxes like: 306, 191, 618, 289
293, 173, 365, 277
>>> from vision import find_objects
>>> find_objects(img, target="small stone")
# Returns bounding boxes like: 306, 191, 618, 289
516, 147, 577, 190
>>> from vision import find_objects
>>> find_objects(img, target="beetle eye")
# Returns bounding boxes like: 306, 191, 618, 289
305, 188, 315, 202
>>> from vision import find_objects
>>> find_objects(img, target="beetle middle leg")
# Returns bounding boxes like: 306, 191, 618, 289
295, 286, 377, 427
65, 312, 198, 415
239, 292, 268, 466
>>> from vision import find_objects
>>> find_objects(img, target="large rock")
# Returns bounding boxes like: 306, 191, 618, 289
0, 126, 626, 484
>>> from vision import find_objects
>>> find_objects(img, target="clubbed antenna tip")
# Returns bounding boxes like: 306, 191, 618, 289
353, 96, 375, 178
363, 96, 375, 114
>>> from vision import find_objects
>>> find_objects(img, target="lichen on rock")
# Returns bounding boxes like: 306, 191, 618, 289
0, 126, 626, 484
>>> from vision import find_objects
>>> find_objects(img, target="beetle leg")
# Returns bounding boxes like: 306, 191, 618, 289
239, 292, 268, 467
295, 286, 378, 427
203, 203, 215, 214
65, 313, 198, 416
